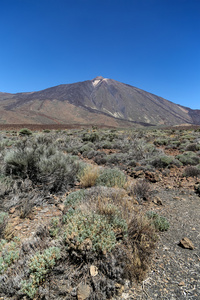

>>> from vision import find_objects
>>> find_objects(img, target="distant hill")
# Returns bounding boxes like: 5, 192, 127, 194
0, 76, 199, 127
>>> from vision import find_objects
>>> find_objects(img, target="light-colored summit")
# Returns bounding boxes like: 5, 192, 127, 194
92, 76, 104, 87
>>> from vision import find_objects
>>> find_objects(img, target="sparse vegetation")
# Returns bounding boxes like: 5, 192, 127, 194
0, 126, 199, 299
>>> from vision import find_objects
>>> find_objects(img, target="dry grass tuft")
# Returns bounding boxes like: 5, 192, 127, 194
79, 165, 100, 188
127, 213, 157, 281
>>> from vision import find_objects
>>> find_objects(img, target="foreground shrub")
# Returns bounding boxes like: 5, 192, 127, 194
63, 209, 119, 253
146, 211, 170, 231
21, 247, 61, 299
127, 214, 157, 281
0, 240, 20, 274
96, 168, 126, 188
4, 140, 80, 192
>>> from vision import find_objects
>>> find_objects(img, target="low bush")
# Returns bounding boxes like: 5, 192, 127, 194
151, 155, 181, 168
94, 153, 107, 165
18, 128, 32, 136
96, 168, 126, 188
185, 143, 199, 152
49, 217, 60, 237
146, 211, 170, 231
82, 132, 99, 143
153, 139, 168, 146
183, 166, 200, 178
21, 247, 61, 299
63, 209, 119, 253
0, 240, 20, 274
127, 214, 157, 281
176, 151, 200, 165
133, 179, 151, 202
64, 189, 86, 208
78, 165, 100, 188
4, 140, 80, 192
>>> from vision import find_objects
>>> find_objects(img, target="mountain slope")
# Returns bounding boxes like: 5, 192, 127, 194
0, 76, 199, 126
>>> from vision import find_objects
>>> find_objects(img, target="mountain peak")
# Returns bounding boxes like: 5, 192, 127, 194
92, 76, 105, 87
93, 76, 104, 81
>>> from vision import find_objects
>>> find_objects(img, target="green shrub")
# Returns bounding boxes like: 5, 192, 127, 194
49, 217, 60, 237
176, 151, 200, 165
0, 240, 20, 274
153, 139, 168, 146
4, 141, 80, 192
96, 168, 126, 188
64, 189, 86, 208
82, 132, 99, 142
151, 155, 181, 168
79, 144, 92, 154
43, 129, 51, 133
63, 209, 125, 253
146, 211, 169, 231
18, 128, 32, 136
21, 247, 61, 299
101, 141, 113, 149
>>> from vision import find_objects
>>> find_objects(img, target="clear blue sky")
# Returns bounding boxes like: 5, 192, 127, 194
0, 0, 199, 109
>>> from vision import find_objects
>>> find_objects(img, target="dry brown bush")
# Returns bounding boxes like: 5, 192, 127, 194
133, 179, 151, 202
79, 165, 100, 188
127, 213, 157, 281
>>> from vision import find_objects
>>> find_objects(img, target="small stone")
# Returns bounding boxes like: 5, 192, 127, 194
179, 237, 194, 250
90, 265, 98, 277
178, 281, 185, 286
153, 196, 163, 205
121, 293, 130, 299
71, 287, 77, 297
77, 283, 91, 300
57, 204, 65, 211
9, 207, 15, 214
